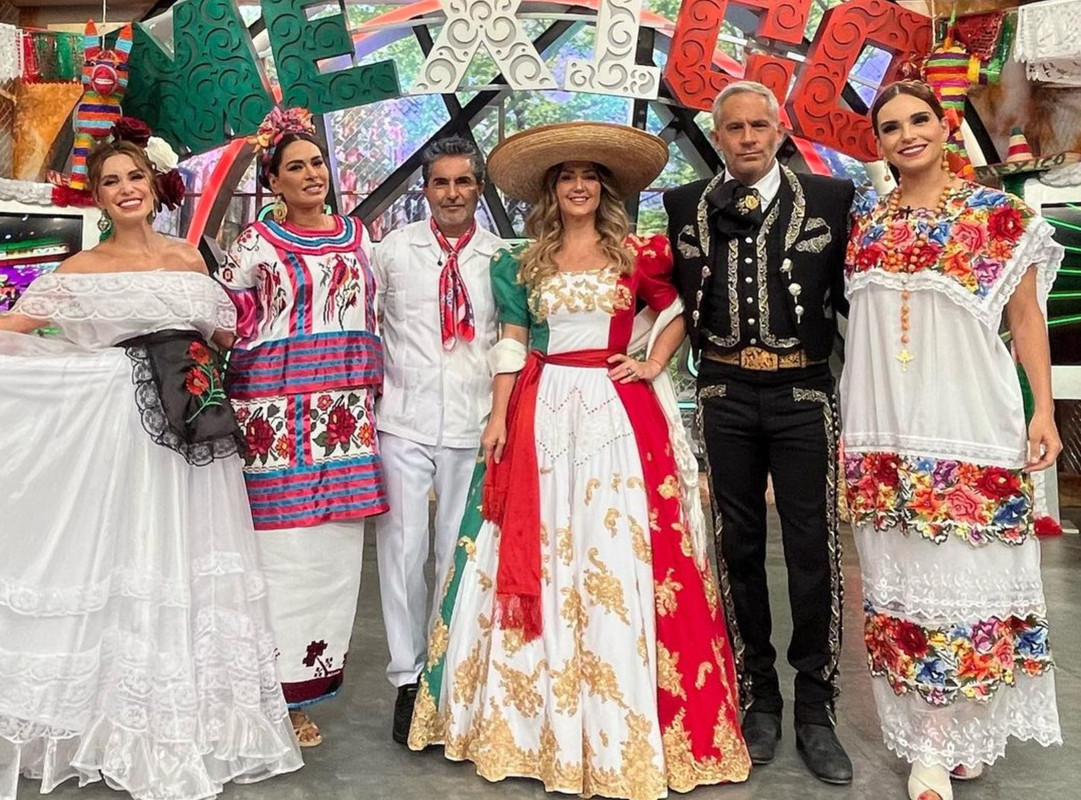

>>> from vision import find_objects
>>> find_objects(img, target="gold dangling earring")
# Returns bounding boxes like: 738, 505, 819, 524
272, 195, 287, 222
941, 145, 951, 173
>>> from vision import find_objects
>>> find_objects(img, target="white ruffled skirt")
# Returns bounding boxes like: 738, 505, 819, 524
0, 340, 302, 799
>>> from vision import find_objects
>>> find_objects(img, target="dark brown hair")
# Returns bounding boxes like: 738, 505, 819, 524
86, 140, 160, 207
261, 132, 328, 189
870, 80, 947, 136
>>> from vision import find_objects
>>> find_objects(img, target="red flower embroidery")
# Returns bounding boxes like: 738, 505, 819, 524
188, 340, 212, 365
872, 453, 901, 489
317, 394, 332, 411
854, 242, 884, 271
234, 406, 250, 423
987, 205, 1025, 243
895, 619, 929, 658
976, 467, 1022, 499
185, 367, 210, 396
326, 405, 357, 447
303, 640, 328, 668
246, 416, 275, 457
274, 435, 293, 460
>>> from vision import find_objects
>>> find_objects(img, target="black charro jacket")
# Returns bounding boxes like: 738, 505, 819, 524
664, 166, 855, 361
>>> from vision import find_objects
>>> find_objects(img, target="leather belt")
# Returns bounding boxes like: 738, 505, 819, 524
702, 346, 825, 371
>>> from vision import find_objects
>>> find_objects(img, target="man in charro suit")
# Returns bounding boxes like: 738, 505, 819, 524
664, 81, 854, 785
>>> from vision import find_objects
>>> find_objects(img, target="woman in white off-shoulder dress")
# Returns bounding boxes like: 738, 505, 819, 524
0, 140, 301, 800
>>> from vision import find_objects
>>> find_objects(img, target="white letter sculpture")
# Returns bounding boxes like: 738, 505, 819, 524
564, 0, 659, 98
411, 0, 557, 93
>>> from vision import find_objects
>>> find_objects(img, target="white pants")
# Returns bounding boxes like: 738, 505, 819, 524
375, 431, 476, 687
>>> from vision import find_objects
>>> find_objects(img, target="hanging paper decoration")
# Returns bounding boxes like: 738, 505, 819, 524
0, 24, 19, 83
1016, 0, 1081, 86
954, 11, 1005, 62
21, 32, 39, 82
69, 22, 134, 190
54, 34, 80, 82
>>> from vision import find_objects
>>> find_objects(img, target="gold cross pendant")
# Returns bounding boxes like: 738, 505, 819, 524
896, 349, 914, 371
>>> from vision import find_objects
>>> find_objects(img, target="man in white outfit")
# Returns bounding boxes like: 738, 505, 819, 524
373, 136, 506, 744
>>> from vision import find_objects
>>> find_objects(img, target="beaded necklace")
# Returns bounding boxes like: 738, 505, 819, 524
883, 177, 955, 371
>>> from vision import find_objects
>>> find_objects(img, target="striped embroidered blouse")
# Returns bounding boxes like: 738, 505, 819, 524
218, 216, 388, 530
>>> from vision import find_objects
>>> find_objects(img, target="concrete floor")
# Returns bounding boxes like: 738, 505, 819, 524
29, 512, 1081, 800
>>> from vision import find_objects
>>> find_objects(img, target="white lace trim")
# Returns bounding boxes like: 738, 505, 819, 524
846, 217, 1062, 331
13, 272, 237, 331
0, 552, 266, 617
872, 674, 1061, 769
862, 568, 1047, 623
854, 525, 1047, 623
0, 605, 301, 799
0, 25, 19, 83
843, 433, 1024, 469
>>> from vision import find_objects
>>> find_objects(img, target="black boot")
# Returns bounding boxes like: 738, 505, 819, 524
393, 682, 419, 745
741, 710, 782, 765
795, 722, 852, 784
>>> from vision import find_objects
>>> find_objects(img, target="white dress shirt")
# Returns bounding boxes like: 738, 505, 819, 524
723, 159, 782, 207
373, 219, 506, 448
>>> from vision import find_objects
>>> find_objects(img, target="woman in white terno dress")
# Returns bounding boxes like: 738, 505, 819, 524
842, 80, 1063, 800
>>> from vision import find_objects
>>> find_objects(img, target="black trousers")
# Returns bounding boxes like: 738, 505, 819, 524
697, 359, 843, 726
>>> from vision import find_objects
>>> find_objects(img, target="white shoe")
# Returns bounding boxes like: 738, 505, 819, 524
950, 763, 985, 781
908, 762, 952, 800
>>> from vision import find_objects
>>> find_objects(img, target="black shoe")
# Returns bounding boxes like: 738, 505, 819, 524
741, 710, 782, 765
393, 682, 419, 745
794, 722, 853, 785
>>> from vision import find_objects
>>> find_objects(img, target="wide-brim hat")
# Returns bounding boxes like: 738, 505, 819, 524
487, 121, 668, 203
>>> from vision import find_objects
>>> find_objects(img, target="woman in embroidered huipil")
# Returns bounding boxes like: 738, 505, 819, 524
217, 108, 387, 746
0, 139, 301, 799
408, 122, 749, 799
841, 81, 1063, 800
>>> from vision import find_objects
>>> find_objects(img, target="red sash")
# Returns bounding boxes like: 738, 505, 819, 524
483, 348, 665, 641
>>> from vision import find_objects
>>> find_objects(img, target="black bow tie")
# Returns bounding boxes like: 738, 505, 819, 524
708, 179, 766, 236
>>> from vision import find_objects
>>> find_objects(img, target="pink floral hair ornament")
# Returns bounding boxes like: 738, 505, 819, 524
250, 106, 316, 185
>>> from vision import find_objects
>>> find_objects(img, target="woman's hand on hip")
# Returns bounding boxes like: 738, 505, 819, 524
607, 353, 664, 384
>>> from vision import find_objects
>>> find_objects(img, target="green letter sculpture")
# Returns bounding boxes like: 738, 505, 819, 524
125, 0, 273, 153
263, 0, 400, 114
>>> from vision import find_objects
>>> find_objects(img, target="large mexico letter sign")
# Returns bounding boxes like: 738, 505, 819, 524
123, 0, 931, 161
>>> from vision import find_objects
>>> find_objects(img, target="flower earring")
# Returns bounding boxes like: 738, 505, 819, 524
271, 195, 287, 222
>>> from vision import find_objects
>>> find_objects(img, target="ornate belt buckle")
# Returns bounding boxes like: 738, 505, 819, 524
740, 347, 778, 371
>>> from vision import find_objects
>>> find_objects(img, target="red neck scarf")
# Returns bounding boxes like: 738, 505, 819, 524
432, 218, 476, 351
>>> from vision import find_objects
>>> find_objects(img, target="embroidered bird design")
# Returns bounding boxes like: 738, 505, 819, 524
323, 255, 361, 328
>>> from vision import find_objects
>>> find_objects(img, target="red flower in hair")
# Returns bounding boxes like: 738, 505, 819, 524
156, 170, 187, 210
112, 117, 152, 147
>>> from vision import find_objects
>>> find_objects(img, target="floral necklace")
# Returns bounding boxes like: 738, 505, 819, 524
884, 177, 954, 372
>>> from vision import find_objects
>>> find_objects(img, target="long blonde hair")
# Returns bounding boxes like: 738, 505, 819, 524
518, 163, 634, 296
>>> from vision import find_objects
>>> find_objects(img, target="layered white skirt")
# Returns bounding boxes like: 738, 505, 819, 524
854, 524, 1061, 768
0, 341, 302, 799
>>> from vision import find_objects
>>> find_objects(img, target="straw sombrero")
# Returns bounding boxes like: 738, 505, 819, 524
487, 122, 668, 202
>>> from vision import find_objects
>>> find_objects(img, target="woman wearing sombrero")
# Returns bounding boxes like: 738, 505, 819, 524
408, 122, 750, 798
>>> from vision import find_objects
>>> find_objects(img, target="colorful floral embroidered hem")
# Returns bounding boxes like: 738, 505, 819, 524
844, 451, 1033, 546
864, 606, 1053, 706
